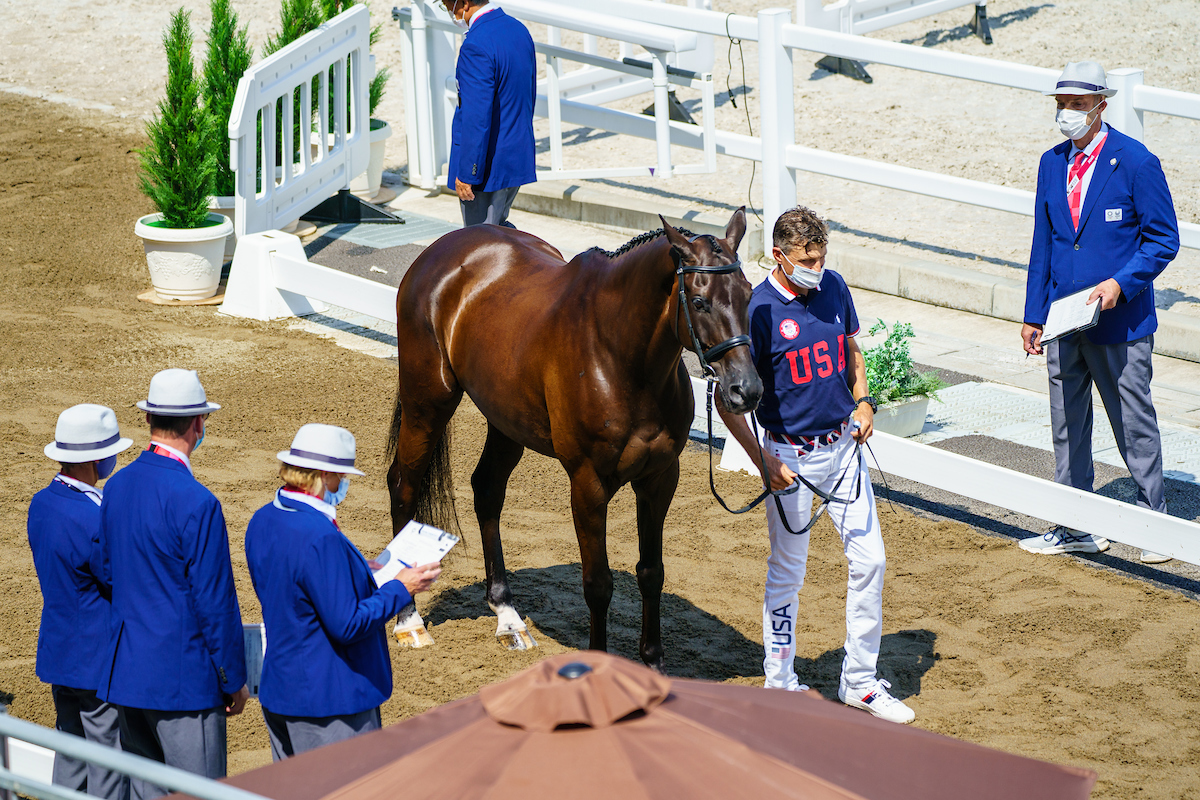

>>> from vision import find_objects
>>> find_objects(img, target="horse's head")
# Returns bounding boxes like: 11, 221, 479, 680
662, 209, 763, 415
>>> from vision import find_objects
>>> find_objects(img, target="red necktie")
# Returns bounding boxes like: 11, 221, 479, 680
1068, 151, 1087, 230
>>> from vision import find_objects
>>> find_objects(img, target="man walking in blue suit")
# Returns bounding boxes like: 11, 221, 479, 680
443, 0, 536, 227
29, 404, 132, 798
1020, 61, 1180, 564
95, 369, 248, 800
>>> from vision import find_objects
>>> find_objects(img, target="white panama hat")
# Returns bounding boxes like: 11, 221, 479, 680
44, 404, 133, 463
1045, 61, 1117, 97
277, 423, 366, 475
136, 369, 222, 417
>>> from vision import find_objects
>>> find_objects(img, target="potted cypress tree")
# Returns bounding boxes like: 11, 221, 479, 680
134, 8, 233, 302
863, 319, 947, 437
203, 0, 253, 260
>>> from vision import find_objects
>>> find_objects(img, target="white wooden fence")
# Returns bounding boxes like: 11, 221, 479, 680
397, 0, 1200, 258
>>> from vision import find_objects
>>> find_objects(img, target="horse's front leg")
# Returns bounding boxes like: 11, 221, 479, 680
569, 466, 615, 652
630, 460, 677, 672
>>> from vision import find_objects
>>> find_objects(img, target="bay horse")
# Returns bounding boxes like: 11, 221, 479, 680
385, 209, 761, 670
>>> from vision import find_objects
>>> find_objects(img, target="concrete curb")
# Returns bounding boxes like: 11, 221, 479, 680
510, 180, 766, 261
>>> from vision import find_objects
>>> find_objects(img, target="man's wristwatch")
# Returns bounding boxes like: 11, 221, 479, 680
854, 396, 878, 413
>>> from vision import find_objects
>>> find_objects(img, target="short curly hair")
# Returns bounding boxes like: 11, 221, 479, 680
772, 206, 829, 252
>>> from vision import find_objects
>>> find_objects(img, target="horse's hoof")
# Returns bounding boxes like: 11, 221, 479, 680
497, 624, 537, 651
394, 623, 435, 648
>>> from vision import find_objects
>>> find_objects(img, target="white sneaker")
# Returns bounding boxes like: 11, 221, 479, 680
1140, 550, 1172, 564
838, 679, 915, 724
1019, 526, 1110, 555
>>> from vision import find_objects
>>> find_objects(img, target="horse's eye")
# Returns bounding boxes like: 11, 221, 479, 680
692, 297, 708, 312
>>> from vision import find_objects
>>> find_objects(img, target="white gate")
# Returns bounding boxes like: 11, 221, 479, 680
796, 0, 987, 36
227, 5, 372, 239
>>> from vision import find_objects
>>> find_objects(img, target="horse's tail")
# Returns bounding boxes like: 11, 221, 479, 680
386, 393, 460, 536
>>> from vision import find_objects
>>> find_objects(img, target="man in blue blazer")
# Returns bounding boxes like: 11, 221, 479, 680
28, 405, 132, 798
443, 0, 536, 227
1020, 62, 1180, 564
94, 369, 248, 800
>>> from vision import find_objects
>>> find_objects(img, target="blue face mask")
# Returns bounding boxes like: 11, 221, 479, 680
324, 475, 349, 506
194, 420, 206, 452
97, 455, 117, 480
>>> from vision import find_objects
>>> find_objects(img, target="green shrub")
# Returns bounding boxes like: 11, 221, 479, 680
202, 0, 253, 198
863, 319, 946, 404
139, 8, 218, 229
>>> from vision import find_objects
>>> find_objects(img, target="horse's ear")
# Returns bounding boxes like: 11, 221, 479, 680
725, 207, 747, 253
659, 215, 695, 263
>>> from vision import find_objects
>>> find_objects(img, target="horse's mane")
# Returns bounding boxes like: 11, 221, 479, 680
592, 226, 723, 260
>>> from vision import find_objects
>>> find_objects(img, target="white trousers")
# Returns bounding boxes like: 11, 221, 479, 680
761, 428, 885, 691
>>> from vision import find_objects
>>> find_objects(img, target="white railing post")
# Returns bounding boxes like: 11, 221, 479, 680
758, 8, 795, 258
409, 1, 437, 189
650, 51, 674, 178
1106, 67, 1146, 142
547, 50, 565, 172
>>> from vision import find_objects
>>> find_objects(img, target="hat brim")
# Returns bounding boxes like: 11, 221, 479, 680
1044, 86, 1117, 97
136, 401, 222, 416
277, 451, 366, 476
45, 437, 133, 464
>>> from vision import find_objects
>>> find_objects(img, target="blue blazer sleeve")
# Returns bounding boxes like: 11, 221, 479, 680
299, 535, 413, 646
454, 36, 497, 187
186, 500, 247, 692
1111, 153, 1179, 303
1025, 152, 1054, 326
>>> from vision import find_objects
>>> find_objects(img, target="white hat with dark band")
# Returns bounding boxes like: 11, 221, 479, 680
137, 369, 222, 417
277, 424, 366, 475
44, 404, 133, 463
1045, 61, 1117, 97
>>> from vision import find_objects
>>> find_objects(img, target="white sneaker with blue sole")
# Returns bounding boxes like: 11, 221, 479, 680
1019, 526, 1109, 555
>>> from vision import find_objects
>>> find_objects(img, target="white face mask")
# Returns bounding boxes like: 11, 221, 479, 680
1056, 102, 1102, 141
449, 0, 469, 28
781, 251, 823, 290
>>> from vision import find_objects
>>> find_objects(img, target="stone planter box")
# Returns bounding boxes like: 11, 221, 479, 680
871, 395, 930, 438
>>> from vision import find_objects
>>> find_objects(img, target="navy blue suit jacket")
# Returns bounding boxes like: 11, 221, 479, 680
245, 492, 412, 718
1025, 126, 1179, 344
28, 481, 110, 690
94, 451, 246, 711
448, 8, 536, 192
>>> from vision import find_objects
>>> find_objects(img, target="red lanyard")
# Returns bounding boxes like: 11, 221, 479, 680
1067, 132, 1107, 191
148, 443, 188, 468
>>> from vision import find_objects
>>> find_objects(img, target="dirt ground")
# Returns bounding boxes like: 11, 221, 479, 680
3, 93, 1200, 798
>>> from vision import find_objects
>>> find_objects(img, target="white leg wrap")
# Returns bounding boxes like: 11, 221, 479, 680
492, 604, 537, 651
393, 605, 435, 648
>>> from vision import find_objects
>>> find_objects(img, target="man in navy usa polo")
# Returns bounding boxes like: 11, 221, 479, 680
94, 369, 248, 800
718, 206, 914, 724
28, 404, 132, 798
442, 0, 536, 227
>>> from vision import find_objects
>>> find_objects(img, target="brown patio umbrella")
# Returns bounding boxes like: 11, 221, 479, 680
215, 652, 1096, 800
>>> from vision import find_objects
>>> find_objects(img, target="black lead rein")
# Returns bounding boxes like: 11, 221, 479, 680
671, 254, 863, 536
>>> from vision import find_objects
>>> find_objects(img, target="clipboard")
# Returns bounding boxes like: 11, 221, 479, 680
372, 521, 459, 588
1040, 285, 1102, 345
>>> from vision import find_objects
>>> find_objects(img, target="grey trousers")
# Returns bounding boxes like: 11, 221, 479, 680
51, 686, 127, 799
1047, 333, 1166, 512
262, 707, 380, 762
460, 185, 519, 228
116, 706, 226, 800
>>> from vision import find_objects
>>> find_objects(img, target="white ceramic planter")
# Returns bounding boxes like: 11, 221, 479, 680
207, 196, 237, 259
350, 119, 392, 200
871, 395, 931, 438
134, 212, 233, 301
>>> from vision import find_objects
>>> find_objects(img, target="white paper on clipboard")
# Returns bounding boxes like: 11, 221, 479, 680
372, 521, 459, 587
1041, 285, 1102, 344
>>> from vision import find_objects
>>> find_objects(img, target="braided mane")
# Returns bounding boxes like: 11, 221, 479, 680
593, 227, 723, 259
